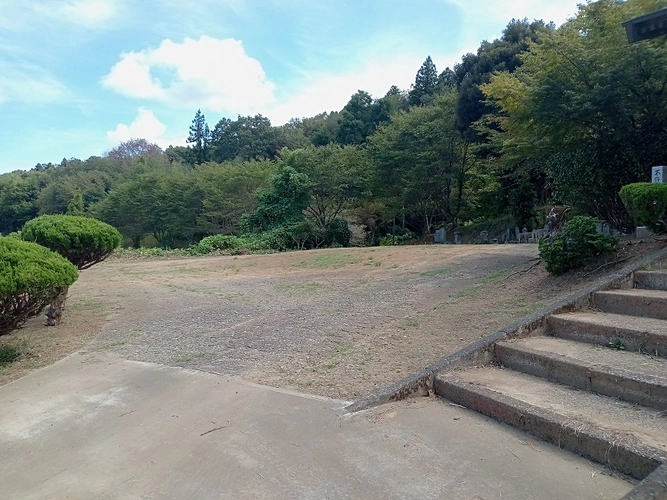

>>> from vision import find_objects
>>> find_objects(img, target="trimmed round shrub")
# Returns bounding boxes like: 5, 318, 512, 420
191, 234, 242, 255
619, 183, 667, 233
21, 215, 122, 269
539, 216, 617, 275
0, 237, 79, 336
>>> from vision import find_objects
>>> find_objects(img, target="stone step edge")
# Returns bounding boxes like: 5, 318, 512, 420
434, 373, 665, 480
594, 290, 667, 321
547, 314, 667, 358
634, 270, 667, 292
494, 341, 667, 411
622, 463, 667, 500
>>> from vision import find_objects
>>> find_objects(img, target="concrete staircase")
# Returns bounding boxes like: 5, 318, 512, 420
436, 270, 667, 490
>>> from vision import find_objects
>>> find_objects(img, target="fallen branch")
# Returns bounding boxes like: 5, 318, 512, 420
200, 419, 230, 436
580, 256, 631, 277
505, 259, 541, 280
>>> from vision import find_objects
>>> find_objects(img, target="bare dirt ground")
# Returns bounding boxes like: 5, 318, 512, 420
1, 241, 663, 399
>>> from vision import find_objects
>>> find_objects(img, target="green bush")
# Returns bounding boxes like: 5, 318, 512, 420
21, 215, 122, 269
112, 247, 190, 259
0, 344, 22, 365
619, 183, 667, 233
190, 235, 242, 255
379, 231, 415, 246
538, 216, 617, 275
0, 237, 79, 336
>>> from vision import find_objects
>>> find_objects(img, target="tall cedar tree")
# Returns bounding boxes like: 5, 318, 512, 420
187, 109, 211, 165
408, 56, 439, 106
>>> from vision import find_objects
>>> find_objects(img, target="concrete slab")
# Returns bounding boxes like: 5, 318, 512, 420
0, 353, 632, 500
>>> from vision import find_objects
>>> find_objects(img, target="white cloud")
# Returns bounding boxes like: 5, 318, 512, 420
0, 63, 69, 105
57, 0, 117, 26
265, 51, 457, 124
446, 0, 579, 26
106, 107, 183, 149
0, 0, 119, 29
445, 0, 581, 54
101, 36, 275, 114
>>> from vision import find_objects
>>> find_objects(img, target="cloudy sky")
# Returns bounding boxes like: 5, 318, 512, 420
0, 0, 583, 173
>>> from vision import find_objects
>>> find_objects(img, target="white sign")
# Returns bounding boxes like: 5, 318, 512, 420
652, 166, 666, 183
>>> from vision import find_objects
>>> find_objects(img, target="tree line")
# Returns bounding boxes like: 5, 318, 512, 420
2, 0, 666, 250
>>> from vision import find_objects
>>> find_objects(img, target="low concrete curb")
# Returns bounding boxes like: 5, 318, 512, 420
622, 464, 667, 500
345, 246, 667, 414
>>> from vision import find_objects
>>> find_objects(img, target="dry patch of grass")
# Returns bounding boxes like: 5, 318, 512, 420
0, 297, 107, 386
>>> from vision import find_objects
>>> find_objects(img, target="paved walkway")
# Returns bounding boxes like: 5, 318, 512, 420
0, 352, 631, 499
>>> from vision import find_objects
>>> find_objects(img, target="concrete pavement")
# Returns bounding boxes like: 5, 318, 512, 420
0, 352, 632, 499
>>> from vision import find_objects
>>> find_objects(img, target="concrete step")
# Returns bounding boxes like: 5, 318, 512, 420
547, 312, 667, 358
635, 271, 667, 291
495, 336, 667, 410
594, 289, 667, 320
435, 367, 667, 480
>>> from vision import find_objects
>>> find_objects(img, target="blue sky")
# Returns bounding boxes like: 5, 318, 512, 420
0, 0, 582, 173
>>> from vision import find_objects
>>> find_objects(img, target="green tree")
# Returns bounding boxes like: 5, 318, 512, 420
482, 0, 667, 227
94, 167, 202, 247
278, 145, 372, 229
187, 109, 211, 164
66, 192, 85, 216
336, 90, 390, 145
211, 114, 288, 162
369, 92, 475, 235
193, 160, 275, 235
297, 112, 341, 147
408, 56, 439, 106
0, 173, 44, 234
454, 18, 553, 140
241, 166, 310, 233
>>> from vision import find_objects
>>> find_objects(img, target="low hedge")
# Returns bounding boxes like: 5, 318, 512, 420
21, 215, 122, 269
619, 182, 667, 233
0, 237, 79, 336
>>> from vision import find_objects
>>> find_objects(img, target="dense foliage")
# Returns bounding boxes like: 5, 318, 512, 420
483, 0, 667, 228
538, 216, 618, 275
0, 237, 79, 335
1, 1, 664, 252
21, 215, 122, 269
619, 183, 667, 233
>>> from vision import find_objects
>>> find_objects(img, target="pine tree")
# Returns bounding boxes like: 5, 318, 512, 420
408, 56, 439, 106
66, 192, 84, 216
187, 109, 211, 165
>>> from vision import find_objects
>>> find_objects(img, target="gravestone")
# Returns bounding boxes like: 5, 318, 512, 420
434, 228, 446, 244
515, 227, 521, 242
454, 232, 461, 245
479, 230, 489, 244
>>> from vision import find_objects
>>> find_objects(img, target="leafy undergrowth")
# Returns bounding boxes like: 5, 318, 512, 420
0, 344, 23, 365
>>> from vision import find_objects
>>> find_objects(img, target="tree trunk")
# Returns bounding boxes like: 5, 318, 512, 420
46, 289, 68, 326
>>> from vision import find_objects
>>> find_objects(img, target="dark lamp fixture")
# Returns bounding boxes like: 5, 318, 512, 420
623, 7, 667, 43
